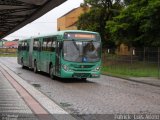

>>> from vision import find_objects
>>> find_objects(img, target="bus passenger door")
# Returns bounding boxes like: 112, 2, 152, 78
55, 41, 61, 76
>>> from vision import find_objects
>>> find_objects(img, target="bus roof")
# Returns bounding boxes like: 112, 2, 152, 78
57, 30, 99, 34
19, 30, 100, 41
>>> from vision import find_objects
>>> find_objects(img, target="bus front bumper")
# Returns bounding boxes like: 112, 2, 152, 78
61, 69, 100, 78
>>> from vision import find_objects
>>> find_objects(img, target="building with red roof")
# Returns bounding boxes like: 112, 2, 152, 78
4, 41, 18, 48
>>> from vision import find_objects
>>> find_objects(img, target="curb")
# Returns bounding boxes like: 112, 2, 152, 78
102, 73, 160, 88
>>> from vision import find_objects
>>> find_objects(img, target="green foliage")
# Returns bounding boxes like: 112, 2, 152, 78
77, 0, 124, 48
123, 0, 132, 6
84, 0, 112, 8
77, 8, 101, 31
106, 0, 160, 47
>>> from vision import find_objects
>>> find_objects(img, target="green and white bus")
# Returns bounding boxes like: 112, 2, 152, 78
17, 30, 101, 80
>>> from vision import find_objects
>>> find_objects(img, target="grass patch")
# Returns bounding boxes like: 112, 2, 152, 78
102, 62, 159, 77
0, 53, 17, 57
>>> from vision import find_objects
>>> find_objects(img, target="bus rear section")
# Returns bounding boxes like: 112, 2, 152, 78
17, 39, 33, 68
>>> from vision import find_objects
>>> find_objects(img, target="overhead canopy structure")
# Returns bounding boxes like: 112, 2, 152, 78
0, 0, 66, 39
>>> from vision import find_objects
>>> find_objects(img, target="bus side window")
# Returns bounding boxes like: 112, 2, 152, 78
38, 42, 41, 51
24, 41, 28, 51
21, 42, 24, 50
46, 38, 52, 51
22, 41, 27, 50
33, 39, 39, 51
42, 39, 47, 51
51, 37, 56, 51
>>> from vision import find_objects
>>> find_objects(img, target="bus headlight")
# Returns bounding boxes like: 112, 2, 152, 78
62, 64, 70, 71
93, 66, 101, 71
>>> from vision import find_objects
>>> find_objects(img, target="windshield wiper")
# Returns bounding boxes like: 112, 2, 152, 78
72, 39, 80, 51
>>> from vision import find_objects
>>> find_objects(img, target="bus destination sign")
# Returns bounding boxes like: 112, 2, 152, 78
65, 33, 97, 40
75, 34, 95, 39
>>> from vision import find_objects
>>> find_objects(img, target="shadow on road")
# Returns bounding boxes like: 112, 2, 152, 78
57, 78, 95, 84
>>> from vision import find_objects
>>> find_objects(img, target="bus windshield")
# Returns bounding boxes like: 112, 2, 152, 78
63, 40, 101, 62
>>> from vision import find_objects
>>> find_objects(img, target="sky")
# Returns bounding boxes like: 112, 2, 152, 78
4, 0, 84, 41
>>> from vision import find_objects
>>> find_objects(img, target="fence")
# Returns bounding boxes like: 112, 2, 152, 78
102, 47, 160, 79
0, 47, 160, 78
0, 48, 17, 56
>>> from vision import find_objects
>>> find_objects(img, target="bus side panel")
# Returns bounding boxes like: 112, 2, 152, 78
36, 38, 42, 71
50, 52, 56, 74
32, 50, 40, 69
40, 51, 49, 73
55, 41, 62, 77
29, 39, 33, 68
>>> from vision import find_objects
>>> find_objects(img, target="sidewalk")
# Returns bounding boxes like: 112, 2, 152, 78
0, 70, 38, 120
0, 63, 76, 120
128, 77, 160, 87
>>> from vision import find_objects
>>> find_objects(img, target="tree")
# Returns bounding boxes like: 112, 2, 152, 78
106, 0, 160, 47
77, 0, 123, 48
77, 8, 101, 32
123, 0, 132, 6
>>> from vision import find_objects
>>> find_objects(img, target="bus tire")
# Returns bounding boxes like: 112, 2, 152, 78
49, 65, 54, 79
34, 61, 37, 73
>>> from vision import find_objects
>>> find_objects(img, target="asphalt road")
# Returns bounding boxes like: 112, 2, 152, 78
0, 57, 160, 119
